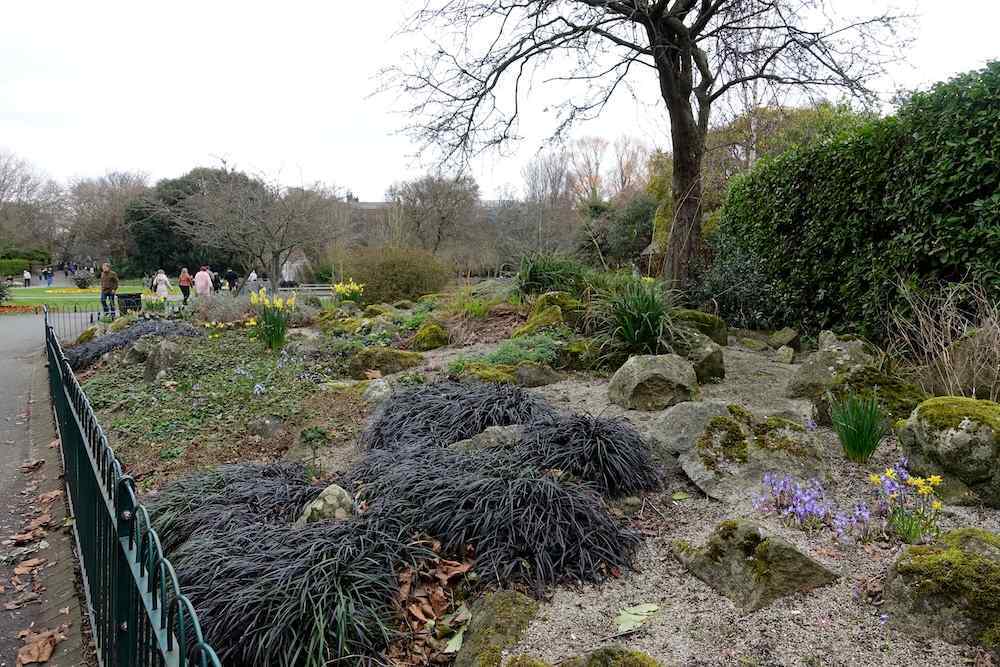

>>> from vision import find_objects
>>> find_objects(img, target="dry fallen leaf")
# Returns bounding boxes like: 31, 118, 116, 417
5, 591, 40, 610
19, 460, 44, 474
364, 369, 383, 379
47, 439, 59, 449
14, 558, 46, 576
38, 490, 62, 505
26, 514, 51, 532
16, 625, 67, 666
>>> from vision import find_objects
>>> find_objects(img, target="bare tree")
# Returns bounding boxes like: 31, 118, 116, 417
569, 136, 609, 203
608, 135, 651, 198
386, 174, 481, 253
388, 1, 907, 287
174, 166, 342, 287
66, 171, 148, 263
520, 148, 577, 253
0, 150, 67, 257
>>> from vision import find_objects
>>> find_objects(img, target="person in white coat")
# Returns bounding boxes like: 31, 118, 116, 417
153, 269, 172, 298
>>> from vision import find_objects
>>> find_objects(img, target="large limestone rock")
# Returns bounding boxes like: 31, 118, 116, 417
768, 327, 800, 351
143, 339, 181, 382
646, 400, 731, 458
294, 484, 355, 526
514, 363, 563, 388
811, 364, 927, 426
450, 425, 525, 452
673, 309, 728, 346
608, 354, 699, 411
454, 591, 539, 667
124, 334, 158, 365
882, 528, 1000, 657
896, 396, 1000, 507
786, 331, 875, 398
675, 520, 837, 611
362, 378, 392, 404
678, 407, 824, 503
675, 331, 725, 383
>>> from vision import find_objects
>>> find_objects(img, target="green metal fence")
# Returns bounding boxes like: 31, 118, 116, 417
44, 309, 221, 667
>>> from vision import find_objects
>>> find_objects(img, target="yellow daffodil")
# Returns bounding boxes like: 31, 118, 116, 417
246, 317, 257, 327
931, 500, 943, 511
927, 475, 943, 486
274, 297, 284, 309
917, 484, 933, 496
250, 292, 259, 305
905, 476, 924, 487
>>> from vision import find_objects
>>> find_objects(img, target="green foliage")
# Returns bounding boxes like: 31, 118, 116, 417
341, 246, 449, 304
0, 258, 29, 277
606, 191, 657, 263
448, 334, 562, 375
719, 64, 1000, 336
251, 291, 293, 350
0, 281, 8, 305
516, 254, 589, 296
587, 278, 678, 364
830, 393, 889, 462
73, 270, 95, 289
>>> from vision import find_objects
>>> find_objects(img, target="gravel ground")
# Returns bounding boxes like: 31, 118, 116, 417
509, 342, 1000, 667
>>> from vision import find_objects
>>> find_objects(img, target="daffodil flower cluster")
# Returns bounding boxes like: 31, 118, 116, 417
249, 288, 295, 350
869, 459, 943, 543
333, 279, 364, 303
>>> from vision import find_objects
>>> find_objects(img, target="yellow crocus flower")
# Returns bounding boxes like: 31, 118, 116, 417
884, 468, 897, 481
931, 500, 943, 511
927, 475, 943, 486
868, 473, 882, 486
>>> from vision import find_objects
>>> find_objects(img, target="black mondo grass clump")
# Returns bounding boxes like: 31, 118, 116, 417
360, 380, 554, 451
170, 517, 431, 667
148, 462, 321, 557
65, 319, 201, 370
355, 447, 642, 592
516, 414, 660, 497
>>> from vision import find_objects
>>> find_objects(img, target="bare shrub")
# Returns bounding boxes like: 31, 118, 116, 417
888, 282, 1000, 401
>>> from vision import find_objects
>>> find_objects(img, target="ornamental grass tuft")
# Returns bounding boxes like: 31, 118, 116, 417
360, 380, 554, 451
516, 414, 660, 497
830, 392, 889, 462
586, 278, 681, 365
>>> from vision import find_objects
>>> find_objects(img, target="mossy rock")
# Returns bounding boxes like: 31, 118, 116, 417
76, 325, 99, 345
513, 305, 563, 338
321, 316, 363, 336
109, 312, 138, 332
563, 646, 661, 666
896, 396, 1000, 507
534, 291, 584, 325
347, 346, 423, 380
457, 362, 517, 384
739, 338, 769, 352
673, 309, 727, 346
363, 303, 398, 319
558, 337, 598, 370
412, 320, 449, 351
883, 528, 1000, 656
508, 658, 552, 667
392, 300, 417, 310
454, 590, 539, 667
696, 416, 750, 470
811, 365, 927, 426
674, 520, 837, 611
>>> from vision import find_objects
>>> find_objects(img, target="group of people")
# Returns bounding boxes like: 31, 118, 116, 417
21, 267, 57, 287
150, 266, 256, 305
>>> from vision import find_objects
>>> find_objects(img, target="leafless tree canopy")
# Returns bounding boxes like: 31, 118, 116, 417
388, 0, 907, 286
386, 174, 481, 253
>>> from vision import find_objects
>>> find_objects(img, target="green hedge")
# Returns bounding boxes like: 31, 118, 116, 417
718, 63, 1000, 336
0, 259, 30, 277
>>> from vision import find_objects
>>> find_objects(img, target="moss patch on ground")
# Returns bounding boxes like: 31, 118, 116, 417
673, 308, 728, 346
512, 305, 564, 338
411, 320, 449, 351
563, 647, 661, 666
347, 346, 423, 380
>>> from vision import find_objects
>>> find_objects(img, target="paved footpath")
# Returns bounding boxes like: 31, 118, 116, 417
0, 315, 89, 665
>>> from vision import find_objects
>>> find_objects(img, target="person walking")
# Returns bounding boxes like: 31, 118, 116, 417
224, 268, 239, 294
178, 268, 193, 305
100, 262, 119, 317
45, 267, 54, 287
193, 266, 214, 299
153, 269, 172, 298
22, 269, 30, 288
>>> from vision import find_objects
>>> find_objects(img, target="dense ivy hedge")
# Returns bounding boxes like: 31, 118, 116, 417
718, 63, 1000, 336
0, 259, 30, 277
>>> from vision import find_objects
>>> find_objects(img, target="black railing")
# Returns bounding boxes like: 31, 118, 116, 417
44, 308, 220, 667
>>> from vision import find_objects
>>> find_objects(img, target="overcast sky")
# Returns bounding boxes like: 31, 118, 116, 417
1, 1, 997, 200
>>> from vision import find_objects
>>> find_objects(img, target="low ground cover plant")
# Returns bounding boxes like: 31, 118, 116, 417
448, 334, 562, 376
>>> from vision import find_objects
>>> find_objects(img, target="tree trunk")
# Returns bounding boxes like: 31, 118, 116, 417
270, 251, 282, 292
661, 100, 705, 291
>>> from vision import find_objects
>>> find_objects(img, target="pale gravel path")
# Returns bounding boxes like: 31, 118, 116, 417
509, 342, 998, 667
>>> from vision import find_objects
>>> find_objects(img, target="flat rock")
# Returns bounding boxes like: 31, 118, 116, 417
775, 345, 795, 364
675, 520, 837, 611
294, 484, 355, 526
768, 327, 800, 351
515, 363, 563, 388
646, 400, 731, 458
786, 331, 874, 398
454, 591, 539, 667
608, 354, 699, 411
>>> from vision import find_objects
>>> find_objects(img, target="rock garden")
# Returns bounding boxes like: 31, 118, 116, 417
61, 252, 1000, 667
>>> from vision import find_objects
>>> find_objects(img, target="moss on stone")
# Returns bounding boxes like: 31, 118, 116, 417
575, 647, 661, 667
454, 591, 539, 667
508, 657, 552, 667
534, 291, 583, 318
558, 337, 598, 370
726, 404, 755, 426
363, 303, 397, 318
894, 528, 1000, 649
321, 316, 363, 336
513, 305, 564, 338
347, 346, 423, 380
697, 416, 750, 470
673, 308, 727, 346
813, 365, 927, 425
109, 312, 137, 332
76, 326, 98, 344
460, 363, 517, 384
915, 396, 1000, 441
412, 320, 449, 351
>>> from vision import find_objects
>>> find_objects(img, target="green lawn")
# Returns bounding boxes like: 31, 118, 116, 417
6, 280, 179, 306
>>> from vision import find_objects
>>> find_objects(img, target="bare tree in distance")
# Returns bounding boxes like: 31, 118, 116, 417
67, 171, 149, 264
173, 165, 344, 289
0, 149, 67, 258
569, 136, 610, 203
608, 135, 651, 198
386, 174, 481, 253
387, 0, 909, 287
